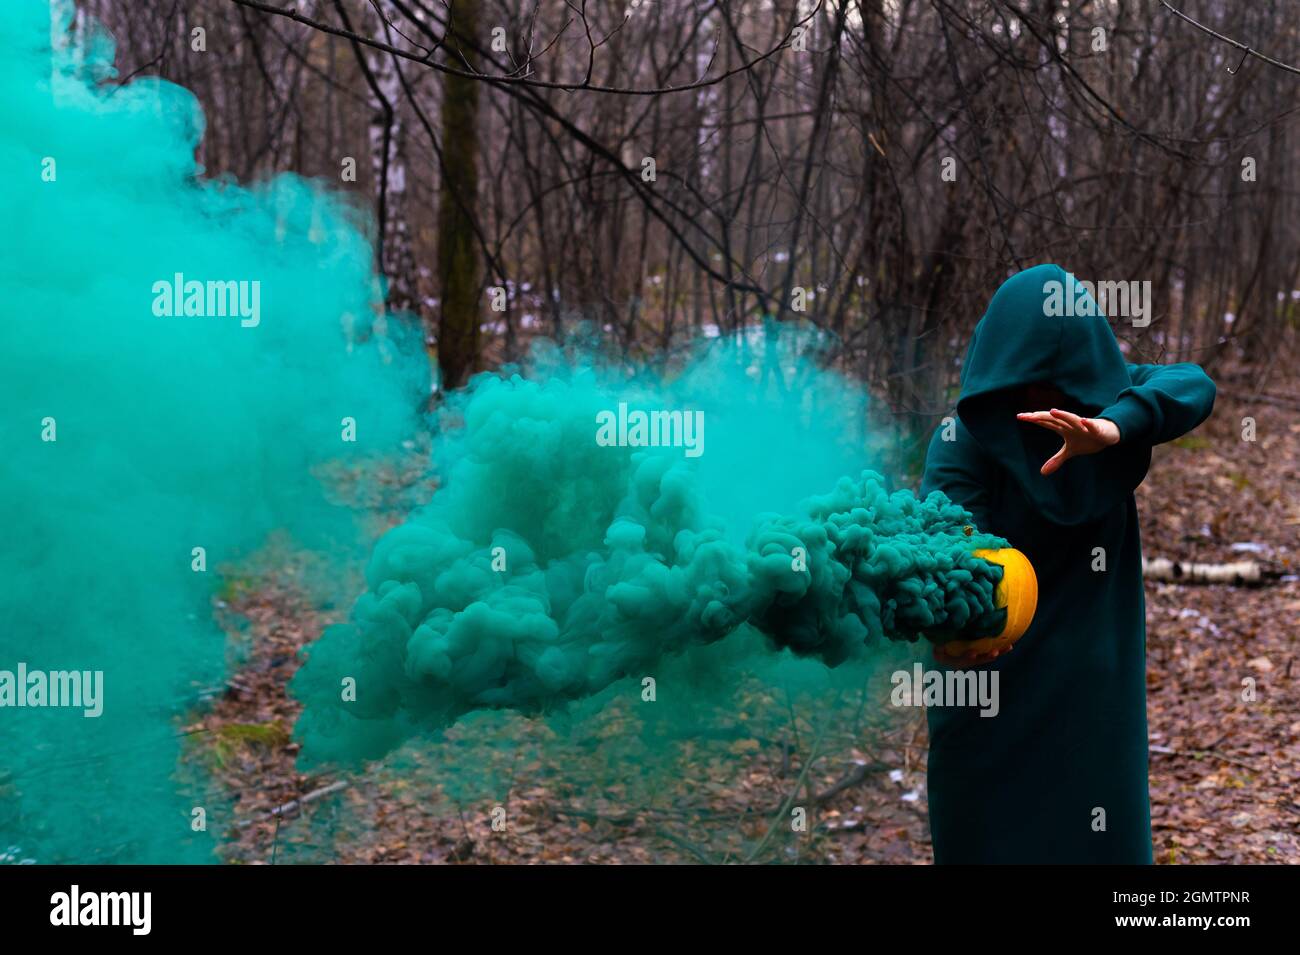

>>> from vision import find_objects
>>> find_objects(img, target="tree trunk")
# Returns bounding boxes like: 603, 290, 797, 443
434, 6, 482, 392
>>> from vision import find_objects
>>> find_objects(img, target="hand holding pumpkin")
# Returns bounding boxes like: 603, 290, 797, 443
933, 641, 1012, 667
934, 548, 1038, 669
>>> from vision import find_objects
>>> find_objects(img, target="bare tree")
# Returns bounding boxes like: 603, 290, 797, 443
84, 0, 1300, 451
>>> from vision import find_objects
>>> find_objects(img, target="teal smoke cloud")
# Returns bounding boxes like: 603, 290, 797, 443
0, 3, 422, 862
292, 339, 1006, 766
2, 1, 1005, 858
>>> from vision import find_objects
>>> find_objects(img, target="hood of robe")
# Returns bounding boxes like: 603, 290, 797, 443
956, 263, 1150, 526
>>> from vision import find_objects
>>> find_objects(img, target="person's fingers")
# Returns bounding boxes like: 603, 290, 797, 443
935, 644, 1005, 667
1041, 443, 1070, 475
1036, 419, 1070, 433
1020, 414, 1068, 433
1049, 408, 1087, 429
1081, 417, 1116, 442
935, 645, 966, 666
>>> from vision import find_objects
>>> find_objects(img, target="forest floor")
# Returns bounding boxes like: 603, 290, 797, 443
199, 371, 1299, 864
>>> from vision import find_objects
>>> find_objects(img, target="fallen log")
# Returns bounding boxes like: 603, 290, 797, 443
1142, 557, 1277, 586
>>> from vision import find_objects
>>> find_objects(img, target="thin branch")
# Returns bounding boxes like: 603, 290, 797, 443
1160, 1, 1300, 76
225, 0, 816, 95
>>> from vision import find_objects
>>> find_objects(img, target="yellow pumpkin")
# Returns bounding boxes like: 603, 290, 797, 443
939, 547, 1038, 660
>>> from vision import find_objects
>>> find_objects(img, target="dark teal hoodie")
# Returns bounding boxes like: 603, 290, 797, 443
921, 264, 1215, 863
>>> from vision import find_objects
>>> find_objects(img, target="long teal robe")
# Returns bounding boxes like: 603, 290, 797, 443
920, 264, 1216, 864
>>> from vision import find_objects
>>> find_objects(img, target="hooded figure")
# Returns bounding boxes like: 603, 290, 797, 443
921, 264, 1215, 863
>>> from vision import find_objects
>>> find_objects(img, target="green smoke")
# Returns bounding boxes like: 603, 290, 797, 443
0, 3, 422, 862
0, 2, 1005, 860
292, 335, 1006, 766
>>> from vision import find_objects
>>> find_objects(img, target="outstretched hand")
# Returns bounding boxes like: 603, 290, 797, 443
1016, 408, 1120, 476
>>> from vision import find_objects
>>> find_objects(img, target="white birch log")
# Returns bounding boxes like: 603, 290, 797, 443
1143, 557, 1265, 585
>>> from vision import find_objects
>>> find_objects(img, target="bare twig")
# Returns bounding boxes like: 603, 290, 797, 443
225, 0, 818, 95
235, 779, 349, 830
1160, 1, 1300, 77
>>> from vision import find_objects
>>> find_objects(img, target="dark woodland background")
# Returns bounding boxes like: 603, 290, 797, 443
81, 0, 1299, 462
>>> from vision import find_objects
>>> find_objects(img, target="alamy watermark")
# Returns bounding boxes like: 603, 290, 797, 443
151, 273, 261, 327
891, 662, 999, 717
50, 885, 150, 935
0, 663, 102, 717
1043, 278, 1151, 327
595, 401, 704, 457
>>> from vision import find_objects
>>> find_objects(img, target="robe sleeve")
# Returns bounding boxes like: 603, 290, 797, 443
1097, 362, 1216, 446
920, 420, 994, 532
